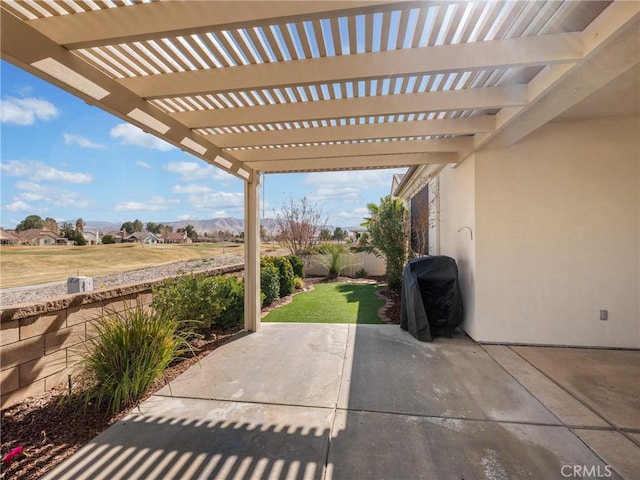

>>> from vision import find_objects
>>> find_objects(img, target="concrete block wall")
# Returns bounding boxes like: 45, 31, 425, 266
0, 263, 243, 409
0, 292, 152, 409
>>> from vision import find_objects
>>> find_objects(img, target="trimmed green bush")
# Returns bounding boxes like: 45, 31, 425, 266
271, 256, 295, 296
212, 275, 244, 329
294, 276, 304, 290
286, 254, 305, 278
260, 261, 280, 306
152, 273, 245, 336
152, 273, 218, 340
77, 304, 185, 414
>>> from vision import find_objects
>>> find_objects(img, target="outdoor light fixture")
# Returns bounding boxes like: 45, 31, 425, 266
31, 58, 109, 100
180, 137, 207, 155
237, 168, 250, 179
127, 108, 170, 134
213, 155, 232, 169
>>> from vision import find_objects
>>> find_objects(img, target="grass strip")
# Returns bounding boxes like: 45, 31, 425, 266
263, 282, 385, 324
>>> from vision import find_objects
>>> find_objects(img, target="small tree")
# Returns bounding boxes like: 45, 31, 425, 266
332, 227, 348, 242
275, 197, 327, 256
362, 196, 409, 290
120, 221, 135, 234
43, 217, 58, 232
75, 217, 85, 233
132, 219, 143, 233
319, 228, 332, 242
16, 215, 44, 232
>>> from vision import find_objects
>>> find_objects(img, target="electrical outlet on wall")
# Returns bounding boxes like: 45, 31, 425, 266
599, 310, 608, 321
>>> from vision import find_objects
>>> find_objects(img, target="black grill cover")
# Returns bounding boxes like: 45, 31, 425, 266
400, 256, 463, 341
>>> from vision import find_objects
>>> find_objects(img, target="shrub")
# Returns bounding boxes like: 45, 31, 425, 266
211, 275, 244, 329
286, 255, 305, 278
152, 274, 217, 340
318, 243, 347, 277
355, 267, 367, 278
270, 256, 295, 296
101, 234, 115, 244
77, 304, 185, 414
294, 276, 304, 289
260, 261, 280, 306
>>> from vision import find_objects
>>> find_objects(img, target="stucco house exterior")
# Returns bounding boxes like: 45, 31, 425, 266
15, 229, 68, 246
125, 231, 162, 244
0, 228, 20, 246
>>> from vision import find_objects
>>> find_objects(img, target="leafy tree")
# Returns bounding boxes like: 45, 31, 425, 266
178, 224, 198, 241
60, 222, 75, 239
319, 228, 332, 242
159, 224, 173, 237
146, 222, 158, 233
102, 234, 116, 244
362, 196, 409, 290
275, 197, 327, 256
132, 219, 143, 233
60, 222, 86, 245
75, 218, 85, 232
16, 215, 44, 232
120, 221, 135, 234
332, 227, 348, 242
43, 217, 58, 232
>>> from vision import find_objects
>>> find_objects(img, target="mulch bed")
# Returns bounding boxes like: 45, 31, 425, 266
0, 279, 400, 480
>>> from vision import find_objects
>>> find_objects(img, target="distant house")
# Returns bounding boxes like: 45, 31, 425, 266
126, 231, 162, 244
83, 231, 101, 245
0, 228, 20, 245
16, 229, 68, 246
164, 231, 191, 244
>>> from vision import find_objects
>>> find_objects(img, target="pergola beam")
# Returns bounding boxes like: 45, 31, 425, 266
228, 137, 472, 162
246, 152, 458, 173
0, 11, 249, 181
174, 85, 526, 128
118, 32, 583, 98
28, 1, 418, 49
209, 116, 495, 148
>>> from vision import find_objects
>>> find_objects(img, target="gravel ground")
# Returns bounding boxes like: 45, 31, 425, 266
0, 254, 244, 306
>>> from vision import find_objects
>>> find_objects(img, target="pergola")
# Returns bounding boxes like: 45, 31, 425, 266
2, 0, 638, 331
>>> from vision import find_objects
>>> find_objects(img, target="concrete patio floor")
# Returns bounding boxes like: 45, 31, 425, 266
44, 324, 639, 480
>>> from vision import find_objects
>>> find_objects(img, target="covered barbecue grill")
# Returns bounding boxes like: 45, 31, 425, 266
400, 256, 463, 341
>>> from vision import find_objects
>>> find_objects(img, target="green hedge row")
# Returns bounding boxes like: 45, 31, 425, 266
260, 255, 304, 307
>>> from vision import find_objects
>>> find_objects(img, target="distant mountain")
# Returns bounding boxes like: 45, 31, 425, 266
83, 218, 280, 236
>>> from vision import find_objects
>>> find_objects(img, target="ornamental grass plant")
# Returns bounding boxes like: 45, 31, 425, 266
75, 303, 187, 415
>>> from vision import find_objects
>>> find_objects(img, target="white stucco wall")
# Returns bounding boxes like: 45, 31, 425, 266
472, 115, 639, 347
431, 155, 478, 338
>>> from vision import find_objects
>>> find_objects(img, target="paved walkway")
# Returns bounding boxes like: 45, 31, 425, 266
44, 324, 639, 480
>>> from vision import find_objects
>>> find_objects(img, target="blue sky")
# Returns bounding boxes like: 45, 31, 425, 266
1, 60, 404, 230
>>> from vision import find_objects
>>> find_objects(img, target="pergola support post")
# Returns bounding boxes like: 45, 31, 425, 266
244, 172, 261, 332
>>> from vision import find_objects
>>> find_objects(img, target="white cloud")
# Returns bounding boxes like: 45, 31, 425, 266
114, 196, 180, 212
4, 199, 32, 212
63, 133, 105, 149
110, 123, 174, 151
0, 97, 59, 125
189, 191, 244, 210
304, 169, 405, 188
308, 186, 362, 203
1, 160, 94, 183
136, 160, 151, 169
164, 160, 232, 182
172, 184, 212, 194
177, 214, 195, 220
214, 210, 229, 217
14, 180, 90, 208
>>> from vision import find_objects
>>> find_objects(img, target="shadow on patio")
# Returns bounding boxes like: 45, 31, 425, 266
43, 323, 640, 480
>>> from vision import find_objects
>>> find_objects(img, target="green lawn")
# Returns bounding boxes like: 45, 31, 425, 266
263, 282, 385, 324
